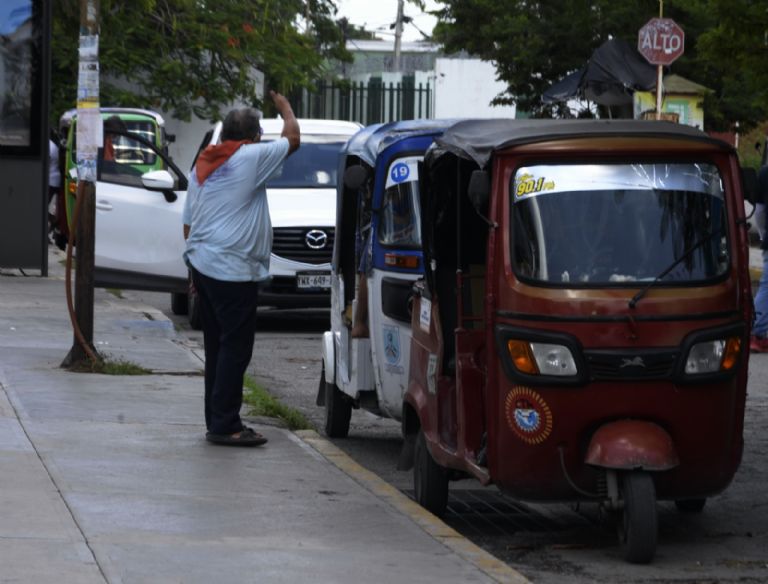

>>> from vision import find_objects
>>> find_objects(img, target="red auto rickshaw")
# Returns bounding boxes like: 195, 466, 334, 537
401, 119, 758, 563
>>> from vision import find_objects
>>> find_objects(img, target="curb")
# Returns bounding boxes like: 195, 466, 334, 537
295, 430, 532, 584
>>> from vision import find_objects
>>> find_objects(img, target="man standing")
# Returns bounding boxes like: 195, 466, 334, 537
183, 91, 300, 445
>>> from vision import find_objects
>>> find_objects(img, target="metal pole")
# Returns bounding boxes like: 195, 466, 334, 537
63, 0, 100, 367
656, 0, 663, 120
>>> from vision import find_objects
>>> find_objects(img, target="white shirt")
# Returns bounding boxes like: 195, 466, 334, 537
182, 138, 290, 282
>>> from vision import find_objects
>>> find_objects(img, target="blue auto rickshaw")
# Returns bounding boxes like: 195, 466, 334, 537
318, 120, 455, 437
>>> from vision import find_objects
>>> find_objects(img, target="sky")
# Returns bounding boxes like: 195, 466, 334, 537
334, 0, 440, 43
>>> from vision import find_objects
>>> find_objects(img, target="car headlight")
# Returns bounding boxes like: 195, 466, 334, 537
684, 337, 741, 374
506, 341, 579, 376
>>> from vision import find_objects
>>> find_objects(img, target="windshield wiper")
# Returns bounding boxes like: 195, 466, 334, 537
628, 229, 722, 309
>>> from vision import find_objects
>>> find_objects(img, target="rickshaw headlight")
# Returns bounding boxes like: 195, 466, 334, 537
529, 342, 578, 376
684, 337, 741, 374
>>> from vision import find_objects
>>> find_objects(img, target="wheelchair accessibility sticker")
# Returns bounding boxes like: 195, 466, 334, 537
383, 325, 401, 365
427, 353, 438, 395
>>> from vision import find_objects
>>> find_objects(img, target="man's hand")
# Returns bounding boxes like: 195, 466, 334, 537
270, 90, 300, 155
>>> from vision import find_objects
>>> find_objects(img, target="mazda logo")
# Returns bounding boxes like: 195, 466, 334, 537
305, 229, 328, 250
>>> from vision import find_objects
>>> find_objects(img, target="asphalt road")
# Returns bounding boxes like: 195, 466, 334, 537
129, 291, 768, 584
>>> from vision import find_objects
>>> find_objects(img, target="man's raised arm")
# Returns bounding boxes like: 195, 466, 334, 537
270, 90, 300, 155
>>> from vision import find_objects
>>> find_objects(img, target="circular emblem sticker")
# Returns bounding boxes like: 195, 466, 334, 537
505, 386, 553, 445
390, 162, 410, 183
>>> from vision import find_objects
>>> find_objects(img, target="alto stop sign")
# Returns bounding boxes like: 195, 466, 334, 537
638, 18, 685, 65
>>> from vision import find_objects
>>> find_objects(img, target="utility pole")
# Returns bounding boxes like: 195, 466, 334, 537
393, 0, 404, 72
63, 0, 100, 367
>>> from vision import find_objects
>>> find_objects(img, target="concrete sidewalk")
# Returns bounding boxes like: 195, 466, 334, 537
0, 250, 526, 584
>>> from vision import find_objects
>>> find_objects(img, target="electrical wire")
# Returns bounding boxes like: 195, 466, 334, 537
64, 179, 102, 365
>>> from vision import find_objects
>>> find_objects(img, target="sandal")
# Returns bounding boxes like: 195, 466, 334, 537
206, 427, 268, 447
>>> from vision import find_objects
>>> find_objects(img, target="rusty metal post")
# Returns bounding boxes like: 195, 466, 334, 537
63, 0, 100, 367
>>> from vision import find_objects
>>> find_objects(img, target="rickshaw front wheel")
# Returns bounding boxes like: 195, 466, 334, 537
619, 471, 658, 564
414, 430, 448, 517
323, 373, 352, 438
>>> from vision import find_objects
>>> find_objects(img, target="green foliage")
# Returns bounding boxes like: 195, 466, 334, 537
51, 0, 351, 125
67, 356, 151, 375
738, 123, 768, 171
243, 375, 311, 431
432, 0, 768, 131
693, 0, 768, 132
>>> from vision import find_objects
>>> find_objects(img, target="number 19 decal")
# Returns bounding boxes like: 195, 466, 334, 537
391, 162, 410, 183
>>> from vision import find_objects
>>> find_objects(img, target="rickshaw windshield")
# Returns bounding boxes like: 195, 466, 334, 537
511, 162, 728, 285
71, 119, 159, 166
379, 157, 422, 248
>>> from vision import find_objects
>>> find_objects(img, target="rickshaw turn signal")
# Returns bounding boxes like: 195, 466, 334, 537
384, 253, 419, 269
506, 340, 579, 376
684, 336, 741, 375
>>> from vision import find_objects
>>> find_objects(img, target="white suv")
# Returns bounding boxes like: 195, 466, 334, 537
186, 118, 361, 327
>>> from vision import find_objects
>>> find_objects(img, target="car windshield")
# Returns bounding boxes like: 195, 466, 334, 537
511, 162, 728, 285
263, 138, 346, 188
378, 156, 422, 248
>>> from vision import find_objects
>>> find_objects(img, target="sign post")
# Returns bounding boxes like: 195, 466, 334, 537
638, 8, 684, 120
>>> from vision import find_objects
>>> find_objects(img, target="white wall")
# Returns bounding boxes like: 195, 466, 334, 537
433, 58, 516, 119
162, 115, 215, 174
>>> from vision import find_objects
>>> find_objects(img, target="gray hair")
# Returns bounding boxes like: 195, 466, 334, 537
221, 107, 261, 142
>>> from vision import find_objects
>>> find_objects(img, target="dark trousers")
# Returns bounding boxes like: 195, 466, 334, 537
191, 267, 259, 434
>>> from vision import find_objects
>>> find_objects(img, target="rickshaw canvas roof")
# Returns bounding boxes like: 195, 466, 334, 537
434, 118, 729, 169
343, 119, 458, 167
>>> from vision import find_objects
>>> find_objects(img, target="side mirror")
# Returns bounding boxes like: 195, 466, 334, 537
742, 167, 758, 204
468, 169, 491, 214
343, 164, 370, 190
141, 169, 178, 202
142, 169, 176, 191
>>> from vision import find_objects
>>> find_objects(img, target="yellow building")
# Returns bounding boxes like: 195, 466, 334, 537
633, 74, 708, 130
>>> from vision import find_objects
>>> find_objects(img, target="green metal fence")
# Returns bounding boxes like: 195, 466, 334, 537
290, 79, 432, 124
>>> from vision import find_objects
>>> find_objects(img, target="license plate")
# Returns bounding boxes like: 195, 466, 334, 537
297, 271, 331, 290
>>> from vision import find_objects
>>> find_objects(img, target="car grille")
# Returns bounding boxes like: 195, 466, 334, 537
272, 227, 334, 264
585, 349, 679, 380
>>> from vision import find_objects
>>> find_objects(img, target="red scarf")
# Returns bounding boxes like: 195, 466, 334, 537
195, 140, 251, 184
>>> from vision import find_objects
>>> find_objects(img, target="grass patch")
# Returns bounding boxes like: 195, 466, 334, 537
67, 356, 151, 375
106, 288, 124, 299
243, 375, 312, 431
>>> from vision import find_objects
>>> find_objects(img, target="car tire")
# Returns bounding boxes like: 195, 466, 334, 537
171, 292, 188, 315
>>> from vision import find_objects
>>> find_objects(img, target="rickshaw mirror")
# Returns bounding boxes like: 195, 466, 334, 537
343, 164, 370, 190
741, 167, 758, 204
468, 169, 490, 213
